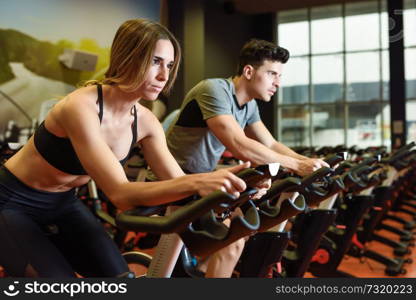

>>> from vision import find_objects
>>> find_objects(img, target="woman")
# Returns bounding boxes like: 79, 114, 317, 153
0, 19, 248, 278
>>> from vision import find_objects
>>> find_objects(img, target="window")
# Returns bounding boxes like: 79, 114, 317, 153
405, 48, 416, 99
281, 57, 309, 104
405, 0, 416, 142
278, 9, 309, 56
346, 52, 380, 101
404, 0, 416, 47
348, 103, 383, 147
345, 1, 380, 51
280, 106, 310, 147
277, 0, 390, 148
312, 54, 343, 103
312, 104, 344, 147
311, 5, 343, 54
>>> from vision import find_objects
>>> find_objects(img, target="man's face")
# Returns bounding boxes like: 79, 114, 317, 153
249, 60, 283, 102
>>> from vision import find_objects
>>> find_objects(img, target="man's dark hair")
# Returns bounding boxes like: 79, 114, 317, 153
237, 39, 289, 75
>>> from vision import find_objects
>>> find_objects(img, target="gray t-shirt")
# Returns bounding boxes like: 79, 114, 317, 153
166, 78, 260, 173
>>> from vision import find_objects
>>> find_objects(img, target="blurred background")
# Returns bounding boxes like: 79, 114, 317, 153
0, 0, 414, 150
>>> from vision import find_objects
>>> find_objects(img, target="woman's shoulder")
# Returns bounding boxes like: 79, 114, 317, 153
59, 85, 100, 111
136, 102, 159, 122
135, 102, 164, 139
66, 85, 100, 104
51, 85, 100, 121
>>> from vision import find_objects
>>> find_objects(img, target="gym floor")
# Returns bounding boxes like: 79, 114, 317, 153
1, 214, 414, 278
338, 212, 416, 278
131, 212, 416, 278
305, 210, 416, 278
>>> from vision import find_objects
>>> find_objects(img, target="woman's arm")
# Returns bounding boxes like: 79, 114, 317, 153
137, 105, 185, 180
59, 95, 247, 210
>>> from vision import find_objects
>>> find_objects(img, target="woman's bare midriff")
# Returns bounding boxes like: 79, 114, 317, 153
4, 137, 91, 192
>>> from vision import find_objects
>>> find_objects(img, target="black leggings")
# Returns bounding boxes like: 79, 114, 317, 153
0, 166, 129, 278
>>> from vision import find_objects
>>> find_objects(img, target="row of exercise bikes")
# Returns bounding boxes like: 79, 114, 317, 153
78, 142, 416, 278
1, 139, 415, 278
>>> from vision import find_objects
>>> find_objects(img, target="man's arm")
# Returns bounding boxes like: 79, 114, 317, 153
244, 120, 329, 172
207, 115, 300, 169
207, 115, 328, 176
244, 121, 308, 160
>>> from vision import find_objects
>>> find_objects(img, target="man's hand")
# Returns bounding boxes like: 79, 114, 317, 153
293, 158, 330, 177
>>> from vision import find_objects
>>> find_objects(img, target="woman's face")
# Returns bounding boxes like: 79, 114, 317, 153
139, 39, 175, 100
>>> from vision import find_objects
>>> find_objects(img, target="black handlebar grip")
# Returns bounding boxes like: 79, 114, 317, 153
115, 191, 236, 233
235, 163, 280, 187
301, 167, 334, 186
258, 177, 302, 203
324, 152, 347, 167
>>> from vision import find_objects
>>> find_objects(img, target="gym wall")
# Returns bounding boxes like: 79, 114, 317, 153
0, 0, 160, 137
166, 0, 276, 134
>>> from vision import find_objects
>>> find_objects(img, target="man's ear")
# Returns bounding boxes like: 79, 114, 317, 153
243, 65, 255, 80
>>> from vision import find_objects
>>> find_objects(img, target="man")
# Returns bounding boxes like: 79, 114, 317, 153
166, 39, 329, 277
167, 39, 327, 176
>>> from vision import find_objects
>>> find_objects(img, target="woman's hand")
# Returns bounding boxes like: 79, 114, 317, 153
252, 177, 272, 200
195, 162, 251, 198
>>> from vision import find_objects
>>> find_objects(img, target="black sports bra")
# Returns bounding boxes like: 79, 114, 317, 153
33, 84, 137, 175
